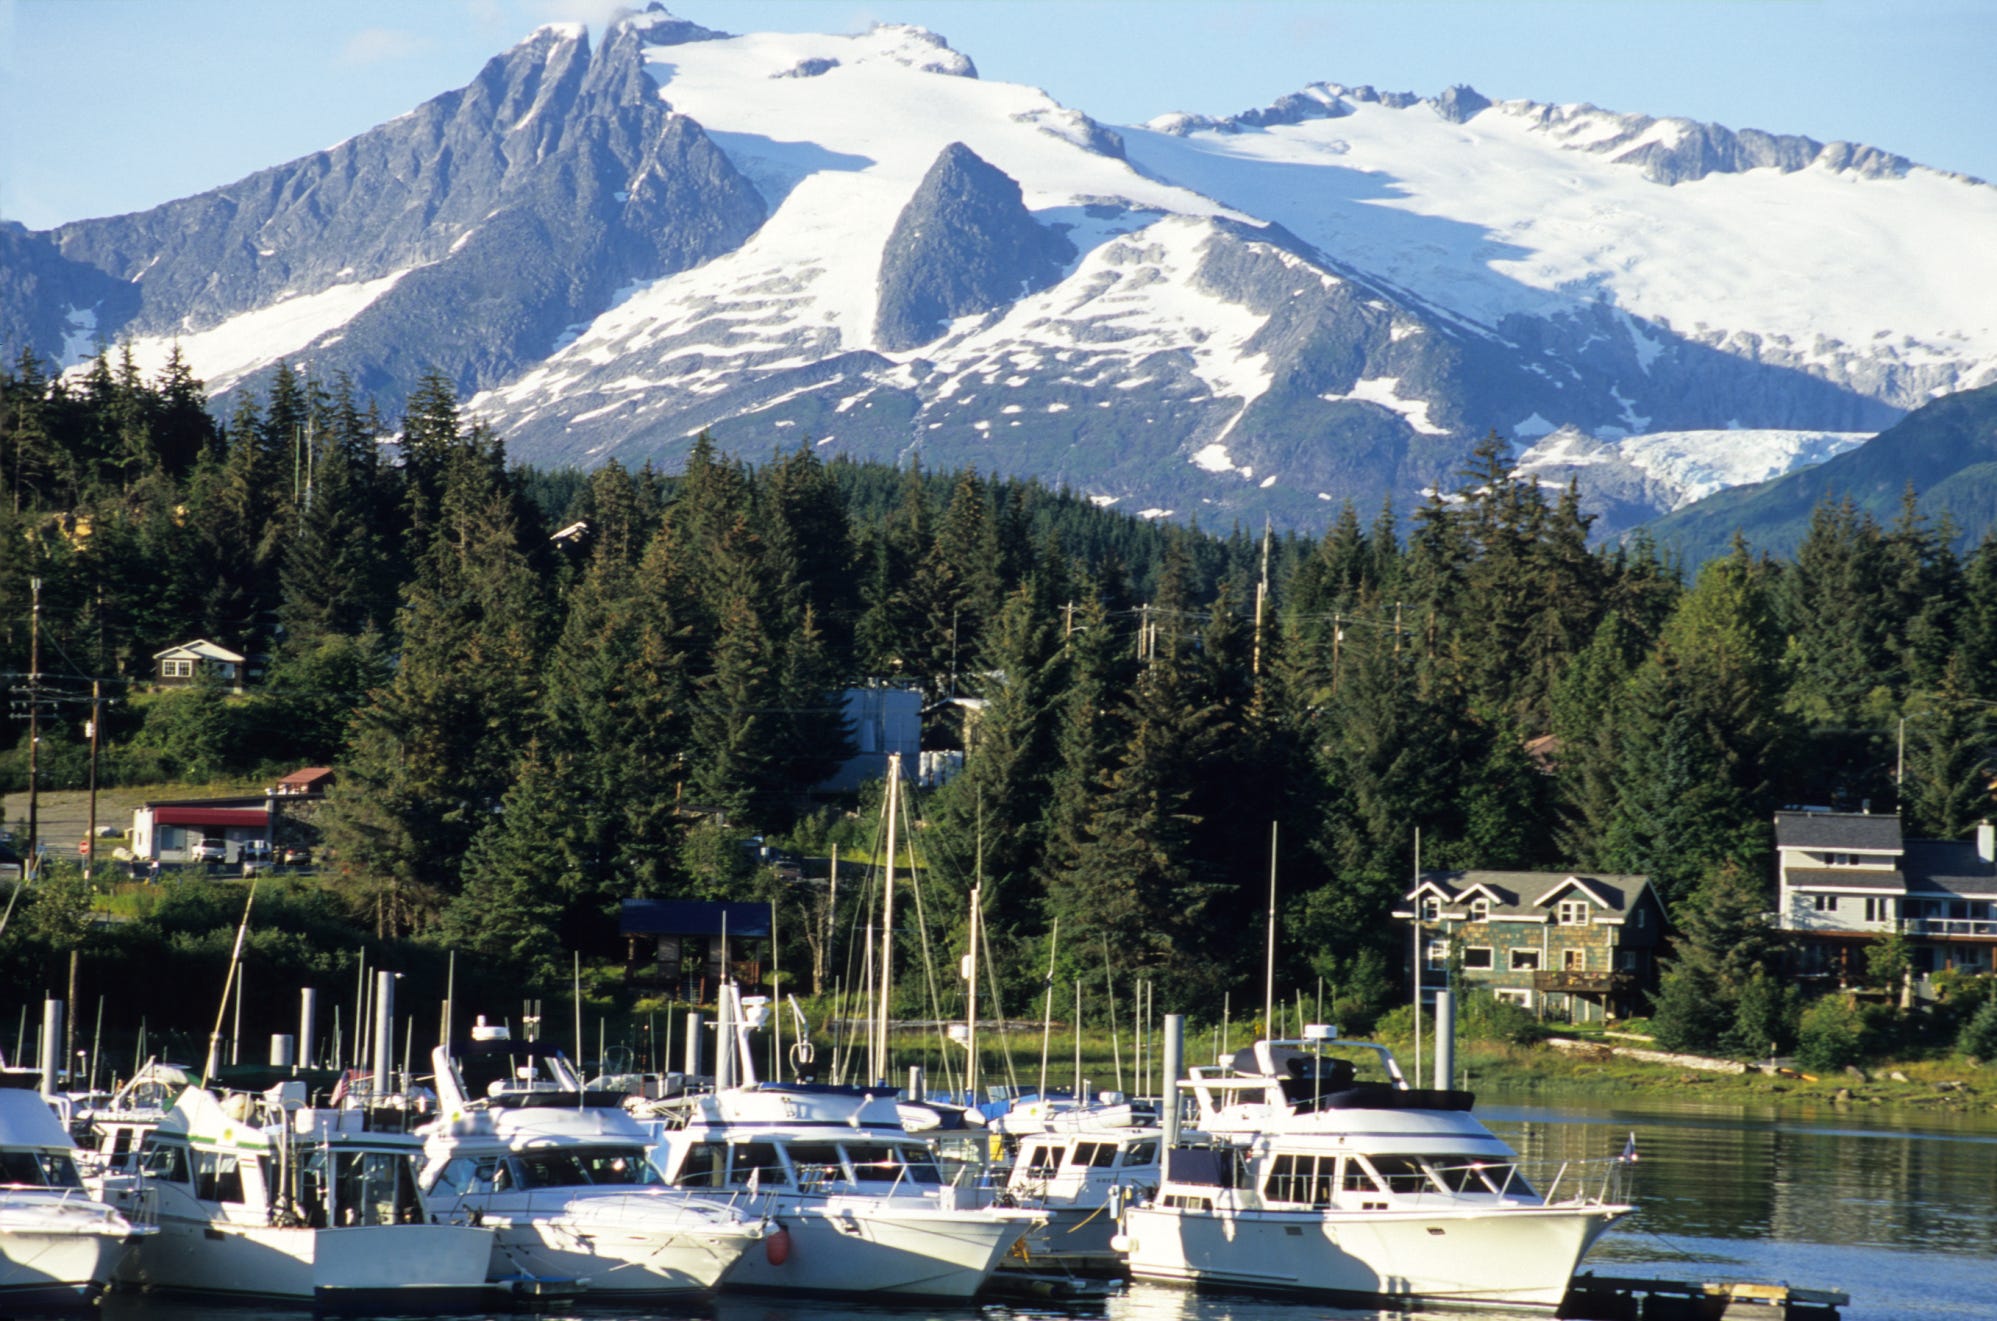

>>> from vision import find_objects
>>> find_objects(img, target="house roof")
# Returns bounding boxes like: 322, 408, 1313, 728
147, 807, 268, 829
619, 899, 773, 939
1901, 841, 1997, 898
153, 638, 246, 664
1784, 867, 1907, 893
275, 767, 335, 789
1413, 870, 1653, 919
1774, 811, 1902, 853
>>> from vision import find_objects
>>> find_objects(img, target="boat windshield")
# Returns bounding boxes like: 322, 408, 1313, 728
1427, 1155, 1535, 1197
844, 1142, 942, 1186
0, 1149, 83, 1189
517, 1146, 659, 1189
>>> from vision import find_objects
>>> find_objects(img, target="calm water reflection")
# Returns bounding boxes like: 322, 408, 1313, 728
87, 1092, 1997, 1321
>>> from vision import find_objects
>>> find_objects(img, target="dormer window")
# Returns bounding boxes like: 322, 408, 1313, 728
1824, 852, 1863, 867
1419, 897, 1440, 922
1557, 899, 1590, 926
1468, 899, 1490, 923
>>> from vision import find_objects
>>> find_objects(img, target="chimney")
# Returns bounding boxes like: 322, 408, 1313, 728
1978, 821, 1995, 868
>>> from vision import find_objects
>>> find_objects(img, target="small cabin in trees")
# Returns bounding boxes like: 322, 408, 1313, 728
152, 639, 247, 688
1397, 870, 1664, 1023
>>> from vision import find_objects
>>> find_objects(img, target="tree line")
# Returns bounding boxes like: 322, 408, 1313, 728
5, 348, 1996, 1055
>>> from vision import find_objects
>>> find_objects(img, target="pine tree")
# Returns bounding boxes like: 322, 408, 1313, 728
1901, 653, 1995, 837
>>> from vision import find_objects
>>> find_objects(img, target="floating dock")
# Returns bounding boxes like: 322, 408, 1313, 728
1565, 1272, 1847, 1320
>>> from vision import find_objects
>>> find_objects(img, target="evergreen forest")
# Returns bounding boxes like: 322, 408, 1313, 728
4, 348, 1997, 1067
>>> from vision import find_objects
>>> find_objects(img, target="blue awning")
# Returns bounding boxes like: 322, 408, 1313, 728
619, 899, 773, 938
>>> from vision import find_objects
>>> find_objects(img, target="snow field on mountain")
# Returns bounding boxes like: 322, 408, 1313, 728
1516, 426, 1871, 509
86, 271, 410, 393
1122, 99, 1997, 379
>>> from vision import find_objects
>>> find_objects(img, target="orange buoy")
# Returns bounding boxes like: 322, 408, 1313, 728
765, 1225, 793, 1266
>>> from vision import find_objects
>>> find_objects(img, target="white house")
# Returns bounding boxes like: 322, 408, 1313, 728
1775, 810, 1997, 991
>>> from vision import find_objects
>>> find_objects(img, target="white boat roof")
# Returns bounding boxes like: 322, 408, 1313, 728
0, 1089, 78, 1150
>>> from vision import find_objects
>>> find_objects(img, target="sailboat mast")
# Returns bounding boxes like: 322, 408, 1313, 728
966, 882, 980, 1106
876, 753, 901, 1085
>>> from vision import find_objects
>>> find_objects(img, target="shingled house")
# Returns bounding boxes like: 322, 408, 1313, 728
1775, 810, 1997, 995
1397, 870, 1665, 1023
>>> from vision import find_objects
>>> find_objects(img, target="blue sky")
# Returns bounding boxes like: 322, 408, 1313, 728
4, 0, 1993, 230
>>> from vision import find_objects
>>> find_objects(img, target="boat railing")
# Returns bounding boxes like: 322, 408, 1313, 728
1533, 1154, 1634, 1207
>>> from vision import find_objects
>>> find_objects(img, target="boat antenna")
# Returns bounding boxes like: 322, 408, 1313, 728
201, 877, 260, 1085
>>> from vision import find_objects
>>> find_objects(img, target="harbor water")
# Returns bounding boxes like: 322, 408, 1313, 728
83, 1089, 1997, 1321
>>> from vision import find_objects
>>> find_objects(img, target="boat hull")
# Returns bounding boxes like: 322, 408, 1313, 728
1119, 1201, 1626, 1311
0, 1225, 133, 1309
117, 1219, 494, 1306
720, 1200, 1034, 1299
482, 1212, 760, 1296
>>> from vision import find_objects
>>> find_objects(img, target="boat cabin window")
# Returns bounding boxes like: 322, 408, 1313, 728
1342, 1158, 1381, 1193
1364, 1154, 1434, 1195
575, 1146, 658, 1186
138, 1136, 191, 1185
1262, 1152, 1337, 1207
317, 1150, 423, 1225
1022, 1142, 1062, 1175
678, 1142, 729, 1187
193, 1149, 247, 1203
726, 1142, 789, 1187
1121, 1140, 1158, 1167
786, 1142, 845, 1186
1071, 1141, 1119, 1168
516, 1151, 591, 1189
843, 1142, 942, 1186
0, 1149, 83, 1189
425, 1155, 507, 1198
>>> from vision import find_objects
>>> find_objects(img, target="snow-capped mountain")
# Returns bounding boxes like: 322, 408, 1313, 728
8, 5, 1997, 535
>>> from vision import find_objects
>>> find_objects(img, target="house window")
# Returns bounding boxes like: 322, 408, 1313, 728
1468, 899, 1490, 922
1418, 897, 1440, 921
1557, 900, 1589, 926
1462, 947, 1493, 970
1634, 908, 1646, 928
162, 659, 193, 678
1563, 949, 1587, 971
1813, 894, 1839, 913
1510, 950, 1541, 972
1494, 988, 1533, 1008
1425, 940, 1449, 968
1864, 897, 1895, 923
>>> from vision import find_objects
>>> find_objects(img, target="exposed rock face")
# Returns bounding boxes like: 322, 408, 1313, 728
26, 17, 765, 400
874, 142, 1075, 351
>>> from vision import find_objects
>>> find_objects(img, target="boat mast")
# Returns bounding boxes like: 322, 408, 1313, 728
1037, 918, 1058, 1099
873, 752, 901, 1086
1264, 821, 1278, 1040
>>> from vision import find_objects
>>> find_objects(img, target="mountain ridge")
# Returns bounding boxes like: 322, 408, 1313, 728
6, 4, 1994, 537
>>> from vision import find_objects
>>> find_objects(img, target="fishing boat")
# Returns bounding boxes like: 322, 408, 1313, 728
418, 1027, 771, 1298
1115, 1029, 1632, 1311
107, 1081, 495, 1308
644, 985, 1040, 1299
0, 1089, 151, 1310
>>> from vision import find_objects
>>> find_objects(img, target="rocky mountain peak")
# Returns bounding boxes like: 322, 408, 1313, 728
873, 141, 1074, 351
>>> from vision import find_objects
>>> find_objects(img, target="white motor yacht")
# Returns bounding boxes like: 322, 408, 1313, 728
107, 1081, 494, 1308
642, 986, 1040, 1299
1116, 1031, 1632, 1311
0, 1089, 151, 1310
418, 1028, 770, 1298
1001, 1122, 1160, 1272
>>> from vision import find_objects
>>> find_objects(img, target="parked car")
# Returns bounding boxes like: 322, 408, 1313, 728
191, 838, 226, 863
240, 840, 274, 874
280, 844, 312, 866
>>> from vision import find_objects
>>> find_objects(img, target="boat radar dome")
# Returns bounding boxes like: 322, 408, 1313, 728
1303, 1023, 1339, 1041
470, 1016, 511, 1042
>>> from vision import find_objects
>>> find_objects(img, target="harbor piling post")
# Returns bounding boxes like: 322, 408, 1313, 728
1161, 1013, 1184, 1147
1434, 989, 1455, 1091
38, 999, 62, 1096
372, 971, 396, 1092
684, 1011, 703, 1079
299, 988, 318, 1070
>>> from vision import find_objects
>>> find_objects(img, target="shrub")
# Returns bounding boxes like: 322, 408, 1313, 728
1957, 997, 1997, 1064
1795, 995, 1867, 1072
